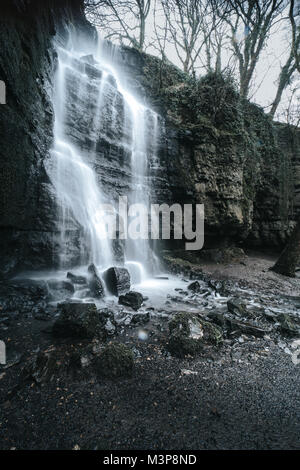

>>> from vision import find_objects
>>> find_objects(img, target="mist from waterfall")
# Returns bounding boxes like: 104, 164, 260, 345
48, 30, 160, 280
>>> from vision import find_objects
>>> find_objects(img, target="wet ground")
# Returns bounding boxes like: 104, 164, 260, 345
0, 251, 299, 450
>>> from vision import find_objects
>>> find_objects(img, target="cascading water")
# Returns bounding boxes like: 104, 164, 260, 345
50, 44, 114, 270
48, 30, 160, 282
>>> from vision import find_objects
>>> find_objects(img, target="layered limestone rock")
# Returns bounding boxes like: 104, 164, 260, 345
0, 1, 299, 278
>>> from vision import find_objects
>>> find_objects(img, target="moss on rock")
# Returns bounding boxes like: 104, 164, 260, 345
96, 343, 134, 378
167, 312, 222, 358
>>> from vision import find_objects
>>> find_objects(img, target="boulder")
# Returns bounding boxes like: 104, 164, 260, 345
277, 314, 299, 337
131, 312, 150, 325
227, 318, 268, 338
187, 280, 201, 293
67, 272, 87, 285
227, 298, 248, 316
47, 279, 75, 300
103, 267, 130, 296
118, 291, 143, 310
95, 343, 134, 378
208, 279, 230, 296
167, 312, 222, 358
87, 264, 104, 298
208, 311, 268, 338
52, 302, 105, 339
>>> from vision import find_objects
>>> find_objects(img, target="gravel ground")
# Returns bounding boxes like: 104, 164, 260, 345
0, 252, 299, 450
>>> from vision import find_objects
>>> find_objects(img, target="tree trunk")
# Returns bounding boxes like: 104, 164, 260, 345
269, 54, 295, 118
271, 220, 300, 277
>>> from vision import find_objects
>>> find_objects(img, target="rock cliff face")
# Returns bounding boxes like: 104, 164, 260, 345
0, 1, 299, 277
101, 48, 300, 251
0, 0, 92, 276
135, 53, 300, 250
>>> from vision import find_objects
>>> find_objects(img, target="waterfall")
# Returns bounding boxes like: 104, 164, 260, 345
48, 31, 159, 279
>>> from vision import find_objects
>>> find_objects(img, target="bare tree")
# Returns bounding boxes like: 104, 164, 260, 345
85, 0, 151, 51
225, 0, 288, 99
269, 0, 300, 117
201, 2, 233, 74
160, 0, 228, 74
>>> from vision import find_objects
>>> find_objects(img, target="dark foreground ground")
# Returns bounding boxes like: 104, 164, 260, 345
0, 252, 299, 450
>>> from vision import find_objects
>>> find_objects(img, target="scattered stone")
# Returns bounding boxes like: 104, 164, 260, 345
131, 312, 150, 325
95, 343, 134, 378
104, 319, 116, 336
207, 311, 228, 329
227, 318, 268, 338
167, 312, 222, 358
154, 276, 169, 280
208, 279, 229, 296
263, 310, 278, 322
227, 298, 248, 316
52, 302, 105, 339
87, 264, 104, 298
181, 369, 198, 376
208, 312, 269, 338
118, 291, 143, 310
277, 314, 299, 338
70, 348, 93, 370
103, 267, 130, 296
67, 272, 87, 285
187, 281, 201, 293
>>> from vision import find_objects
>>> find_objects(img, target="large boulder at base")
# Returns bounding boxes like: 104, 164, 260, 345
167, 312, 222, 358
118, 291, 143, 310
87, 263, 104, 298
52, 302, 105, 339
103, 267, 130, 296
95, 342, 134, 378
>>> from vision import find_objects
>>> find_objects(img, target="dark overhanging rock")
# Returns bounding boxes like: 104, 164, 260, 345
102, 267, 130, 296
